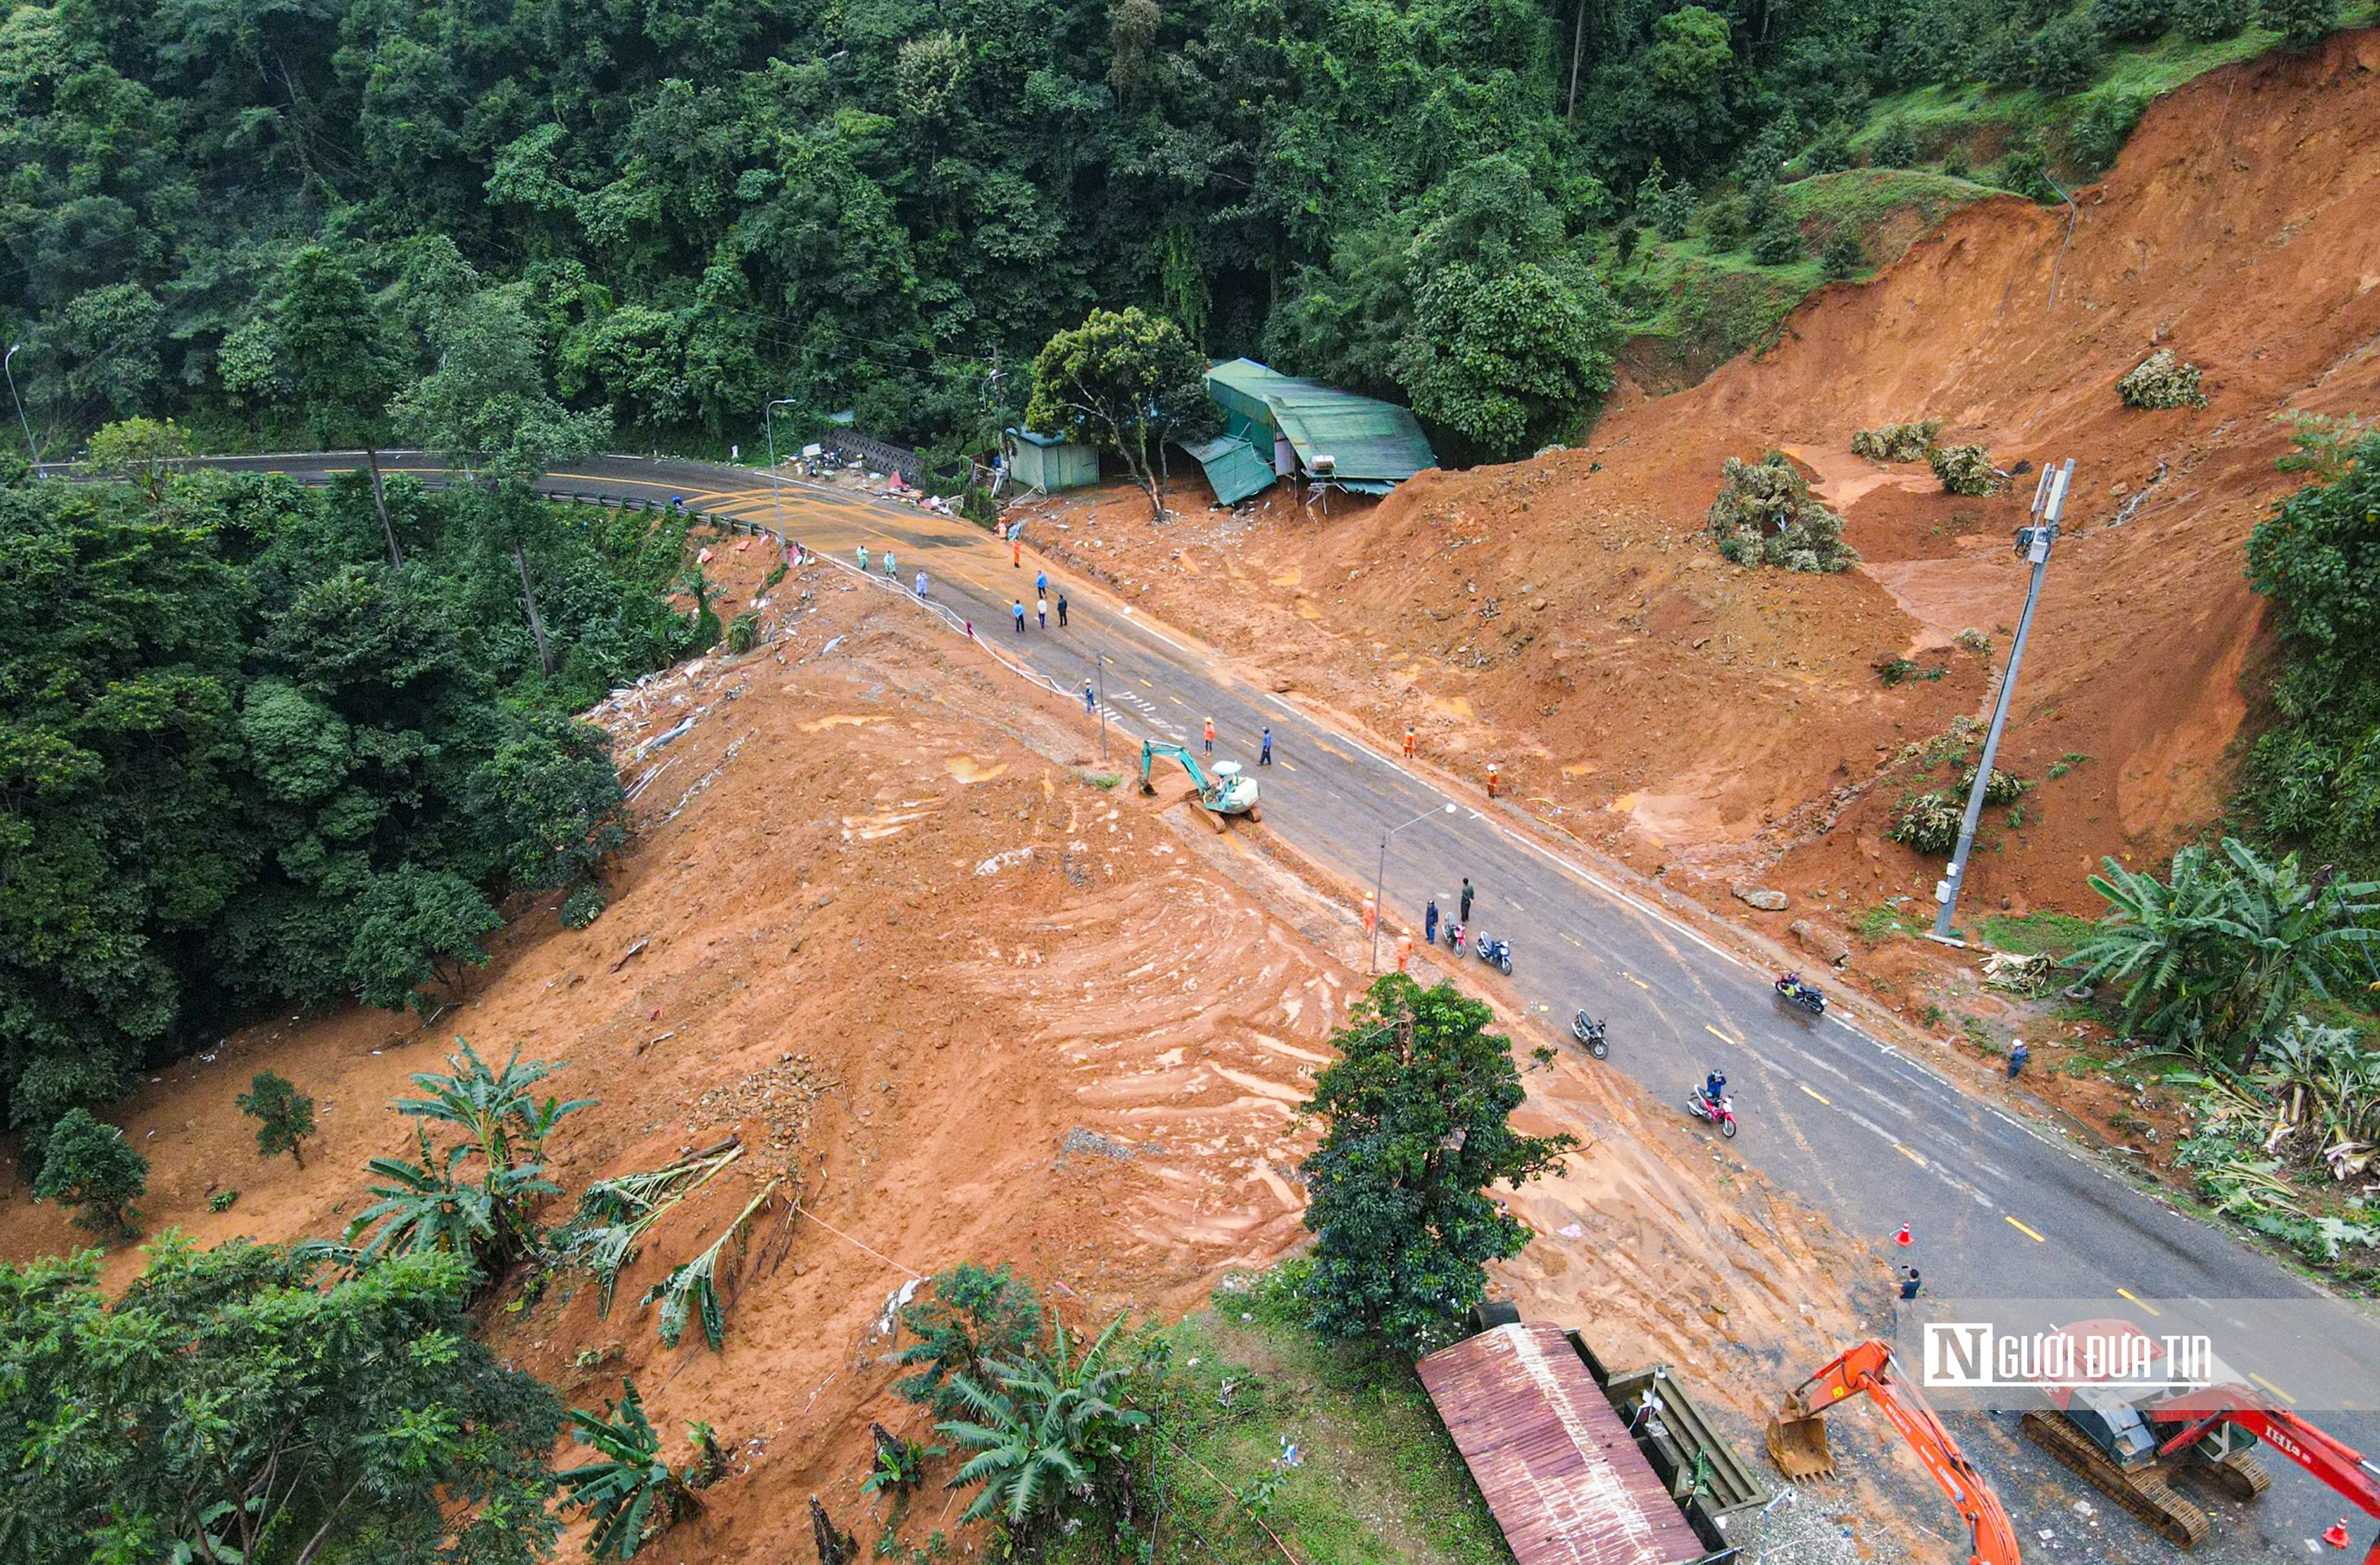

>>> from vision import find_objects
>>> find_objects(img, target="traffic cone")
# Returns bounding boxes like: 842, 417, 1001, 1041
2325, 1520, 2350, 1548
1894, 1223, 1913, 1247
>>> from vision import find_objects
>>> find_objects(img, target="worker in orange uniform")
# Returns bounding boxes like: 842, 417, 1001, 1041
1203, 716, 1215, 756
1361, 896, 1377, 935
1404, 723, 1417, 759
1395, 932, 1413, 972
1487, 761, 1501, 798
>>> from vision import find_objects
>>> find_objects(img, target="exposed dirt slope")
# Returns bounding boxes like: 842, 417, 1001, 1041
0, 551, 1891, 1558
1029, 30, 2380, 927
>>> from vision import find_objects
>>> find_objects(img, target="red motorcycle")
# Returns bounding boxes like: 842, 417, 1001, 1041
1687, 1083, 1738, 1139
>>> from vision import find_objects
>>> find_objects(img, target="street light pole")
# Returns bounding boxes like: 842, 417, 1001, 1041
4, 343, 41, 478
1373, 802, 1460, 972
763, 397, 800, 549
1931, 457, 2074, 944
1093, 651, 1110, 763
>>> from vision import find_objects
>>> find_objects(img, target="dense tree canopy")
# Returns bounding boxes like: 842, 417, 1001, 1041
1298, 975, 1576, 1351
0, 456, 692, 1139
0, 1238, 562, 1565
0, 0, 2250, 465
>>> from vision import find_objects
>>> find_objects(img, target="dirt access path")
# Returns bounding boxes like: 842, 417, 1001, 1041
1017, 29, 2380, 939
0, 544, 1902, 1558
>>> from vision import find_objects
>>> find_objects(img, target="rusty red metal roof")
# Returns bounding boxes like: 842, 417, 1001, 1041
1418, 1324, 1711, 1565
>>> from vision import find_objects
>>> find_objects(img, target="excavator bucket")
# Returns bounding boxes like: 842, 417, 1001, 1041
1766, 1408, 1837, 1482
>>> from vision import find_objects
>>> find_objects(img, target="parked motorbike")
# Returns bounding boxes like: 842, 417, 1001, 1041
1474, 935, 1513, 975
1572, 1012, 1608, 1060
1443, 921, 1466, 954
1687, 1084, 1739, 1139
1775, 970, 1827, 1016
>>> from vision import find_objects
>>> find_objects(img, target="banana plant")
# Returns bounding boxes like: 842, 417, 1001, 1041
558, 1378, 701, 1559
395, 1038, 594, 1170
345, 1126, 558, 1271
938, 1312, 1148, 1533
553, 1140, 743, 1314
641, 1181, 781, 1351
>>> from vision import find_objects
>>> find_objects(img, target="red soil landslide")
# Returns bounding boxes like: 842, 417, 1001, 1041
1033, 29, 2380, 924
0, 550, 1885, 1558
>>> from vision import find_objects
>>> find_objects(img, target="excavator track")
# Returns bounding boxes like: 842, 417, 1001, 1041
2021, 1411, 2213, 1548
2180, 1448, 2273, 1505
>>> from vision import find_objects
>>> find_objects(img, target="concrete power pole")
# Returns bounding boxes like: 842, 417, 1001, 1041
1930, 457, 2074, 944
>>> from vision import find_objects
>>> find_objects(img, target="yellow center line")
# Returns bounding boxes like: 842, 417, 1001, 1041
1894, 1144, 1927, 1168
1562, 932, 1584, 948
1703, 1024, 1739, 1046
1796, 1082, 1832, 1105
2115, 1288, 2161, 1317
2249, 1372, 2298, 1405
1624, 972, 1650, 989
2006, 1216, 2047, 1243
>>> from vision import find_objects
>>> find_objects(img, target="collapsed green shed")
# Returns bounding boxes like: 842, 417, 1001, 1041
1002, 428, 1100, 492
1188, 358, 1437, 505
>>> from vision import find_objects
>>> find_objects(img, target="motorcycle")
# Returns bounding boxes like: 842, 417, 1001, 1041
1687, 1084, 1738, 1139
1572, 1012, 1608, 1059
1775, 970, 1827, 1016
1474, 935, 1513, 975
1443, 920, 1466, 955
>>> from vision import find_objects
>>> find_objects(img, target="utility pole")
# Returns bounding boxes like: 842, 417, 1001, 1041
1373, 803, 1458, 972
764, 396, 799, 550
4, 343, 42, 477
1094, 650, 1110, 763
1931, 459, 2074, 944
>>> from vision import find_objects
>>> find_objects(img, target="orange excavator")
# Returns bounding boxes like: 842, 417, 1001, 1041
1768, 1339, 2022, 1565
2019, 1318, 2380, 1558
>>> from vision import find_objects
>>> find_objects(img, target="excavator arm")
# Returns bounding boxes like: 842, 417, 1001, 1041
1139, 739, 1212, 795
1773, 1340, 2024, 1565
2158, 1402, 2380, 1564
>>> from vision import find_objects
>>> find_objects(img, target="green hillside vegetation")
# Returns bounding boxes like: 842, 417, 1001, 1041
0, 0, 2364, 470
0, 449, 700, 1142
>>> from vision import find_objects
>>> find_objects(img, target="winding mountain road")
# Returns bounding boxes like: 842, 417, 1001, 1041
201, 449, 2380, 1562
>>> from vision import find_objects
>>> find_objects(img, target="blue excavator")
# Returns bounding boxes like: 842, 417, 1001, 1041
1139, 740, 1261, 828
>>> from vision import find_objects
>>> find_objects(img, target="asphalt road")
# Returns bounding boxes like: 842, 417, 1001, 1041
208, 450, 2380, 1561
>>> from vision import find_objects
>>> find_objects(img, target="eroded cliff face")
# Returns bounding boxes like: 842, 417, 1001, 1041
1027, 30, 2380, 919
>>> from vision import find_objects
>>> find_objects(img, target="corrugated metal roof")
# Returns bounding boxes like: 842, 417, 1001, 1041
1418, 1325, 1710, 1565
1181, 434, 1276, 506
1201, 359, 1437, 486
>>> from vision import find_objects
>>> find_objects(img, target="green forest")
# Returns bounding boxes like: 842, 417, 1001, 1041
0, 445, 703, 1141
0, 0, 2352, 466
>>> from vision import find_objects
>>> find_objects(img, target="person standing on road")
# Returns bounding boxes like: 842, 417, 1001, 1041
1258, 728, 1272, 766
1202, 716, 1215, 756
1898, 1266, 1923, 1301
1425, 900, 1439, 946
1013, 536, 1022, 568
1056, 593, 1069, 628
915, 571, 928, 598
857, 544, 869, 571
1460, 878, 1474, 924
1012, 599, 1027, 634
883, 549, 897, 580
1037, 595, 1049, 628
1036, 569, 1048, 597
1083, 681, 1097, 714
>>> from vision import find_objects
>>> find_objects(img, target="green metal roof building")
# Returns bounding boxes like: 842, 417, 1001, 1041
1187, 359, 1437, 506
1002, 427, 1100, 492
